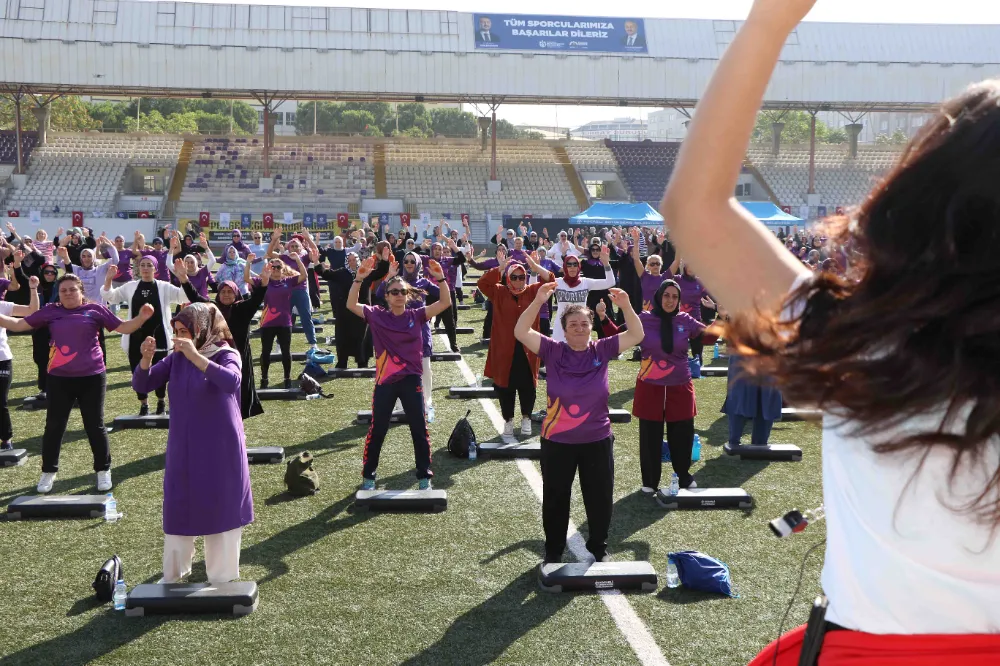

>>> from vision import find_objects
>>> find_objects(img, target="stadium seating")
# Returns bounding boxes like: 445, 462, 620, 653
384, 142, 579, 219
3, 134, 182, 216
564, 142, 620, 172
606, 141, 682, 204
0, 131, 37, 167
175, 138, 374, 217
746, 145, 903, 212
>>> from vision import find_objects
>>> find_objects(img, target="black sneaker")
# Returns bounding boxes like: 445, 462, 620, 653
155, 400, 166, 415
139, 403, 149, 417
35, 392, 47, 401
284, 378, 292, 390
260, 379, 269, 390
0, 441, 12, 451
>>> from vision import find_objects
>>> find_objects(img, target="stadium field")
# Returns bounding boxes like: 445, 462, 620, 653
0, 292, 824, 666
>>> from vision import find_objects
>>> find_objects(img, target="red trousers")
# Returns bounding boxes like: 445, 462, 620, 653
749, 623, 1000, 666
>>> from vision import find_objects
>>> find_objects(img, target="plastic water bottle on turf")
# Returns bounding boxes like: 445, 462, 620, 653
713, 342, 720, 359
305, 393, 321, 401
468, 435, 477, 461
666, 557, 681, 588
668, 473, 680, 496
105, 493, 118, 523
692, 434, 701, 462
113, 578, 127, 610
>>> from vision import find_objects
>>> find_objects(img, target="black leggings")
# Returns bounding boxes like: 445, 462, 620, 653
0, 359, 11, 443
42, 372, 110, 474
362, 374, 431, 481
540, 436, 614, 563
638, 417, 695, 489
259, 326, 292, 382
128, 342, 165, 402
493, 343, 536, 420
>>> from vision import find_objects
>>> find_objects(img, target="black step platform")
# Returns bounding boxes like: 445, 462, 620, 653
782, 407, 822, 422
6, 494, 110, 520
530, 409, 631, 424
125, 582, 258, 617
355, 489, 447, 512
111, 414, 169, 431
455, 304, 471, 311
326, 367, 376, 379
478, 440, 541, 459
430, 352, 462, 362
252, 325, 325, 337
257, 388, 307, 401
455, 327, 475, 335
268, 351, 310, 362
17, 396, 47, 411
0, 449, 28, 467
723, 443, 802, 462
655, 488, 753, 510
355, 410, 409, 425
538, 561, 658, 593
701, 366, 728, 378
448, 385, 495, 399
247, 446, 285, 464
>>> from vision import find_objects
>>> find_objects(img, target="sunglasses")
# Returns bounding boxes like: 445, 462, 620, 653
508, 274, 526, 282
43, 270, 57, 276
564, 262, 579, 268
402, 260, 416, 265
270, 263, 283, 269
386, 288, 407, 296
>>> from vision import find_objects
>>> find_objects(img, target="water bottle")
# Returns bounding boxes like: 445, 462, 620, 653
668, 473, 680, 496
713, 342, 720, 359
113, 578, 127, 610
692, 434, 701, 462
426, 406, 435, 424
666, 557, 681, 588
305, 393, 321, 400
468, 435, 477, 461
104, 493, 118, 523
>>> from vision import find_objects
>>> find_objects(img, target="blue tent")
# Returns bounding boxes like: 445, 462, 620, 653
740, 201, 802, 226
570, 201, 663, 227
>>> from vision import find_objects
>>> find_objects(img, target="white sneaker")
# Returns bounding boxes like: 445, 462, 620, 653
640, 486, 655, 495
37, 472, 56, 493
686, 479, 698, 490
520, 417, 532, 436
97, 470, 113, 492
503, 420, 514, 437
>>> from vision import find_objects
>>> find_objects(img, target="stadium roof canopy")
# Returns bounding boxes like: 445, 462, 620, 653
2, 1, 999, 111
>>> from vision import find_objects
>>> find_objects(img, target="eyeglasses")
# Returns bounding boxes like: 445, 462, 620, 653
386, 288, 407, 296
402, 260, 416, 265
508, 274, 526, 282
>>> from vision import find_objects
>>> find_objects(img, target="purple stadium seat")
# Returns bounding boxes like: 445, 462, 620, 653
316, 189, 324, 195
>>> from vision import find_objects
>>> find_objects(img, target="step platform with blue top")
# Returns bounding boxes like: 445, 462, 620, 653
455, 327, 475, 335
355, 489, 447, 512
6, 494, 111, 520
538, 561, 658, 593
125, 582, 258, 617
0, 449, 28, 467
655, 488, 753, 510
257, 388, 307, 401
326, 367, 376, 379
430, 352, 462, 362
723, 443, 802, 462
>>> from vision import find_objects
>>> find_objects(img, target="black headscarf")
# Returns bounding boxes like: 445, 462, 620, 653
650, 279, 681, 354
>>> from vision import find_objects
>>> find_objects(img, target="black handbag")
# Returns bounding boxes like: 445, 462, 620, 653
93, 555, 123, 603
448, 409, 478, 458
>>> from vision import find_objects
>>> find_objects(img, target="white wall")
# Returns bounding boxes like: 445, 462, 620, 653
2, 216, 161, 241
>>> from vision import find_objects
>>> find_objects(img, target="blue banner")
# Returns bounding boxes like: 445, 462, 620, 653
303, 213, 314, 228
473, 13, 647, 53
241, 213, 252, 228
316, 213, 327, 228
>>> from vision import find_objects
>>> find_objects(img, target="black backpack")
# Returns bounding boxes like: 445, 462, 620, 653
448, 409, 478, 458
93, 555, 122, 603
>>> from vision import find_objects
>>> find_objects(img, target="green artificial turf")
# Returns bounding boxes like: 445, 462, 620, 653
0, 292, 825, 666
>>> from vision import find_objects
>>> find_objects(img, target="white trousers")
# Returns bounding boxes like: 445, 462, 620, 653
161, 526, 243, 584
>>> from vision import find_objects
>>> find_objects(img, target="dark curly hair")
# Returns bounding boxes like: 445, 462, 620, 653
728, 81, 1000, 531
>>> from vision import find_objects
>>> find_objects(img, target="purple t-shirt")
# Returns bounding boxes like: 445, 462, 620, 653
186, 266, 211, 299
24, 303, 121, 377
636, 311, 705, 386
280, 252, 310, 292
362, 305, 427, 385
640, 272, 668, 312
260, 277, 298, 328
140, 248, 171, 281
536, 335, 618, 444
675, 274, 707, 320
114, 248, 135, 282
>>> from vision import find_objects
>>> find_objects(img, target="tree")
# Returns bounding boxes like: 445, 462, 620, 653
751, 110, 841, 145
825, 127, 848, 144
389, 103, 433, 138
0, 95, 100, 131
87, 101, 129, 131
123, 110, 200, 134
340, 109, 377, 134
430, 108, 478, 138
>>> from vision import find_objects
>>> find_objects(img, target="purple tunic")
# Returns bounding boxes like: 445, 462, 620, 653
640, 272, 668, 312
187, 266, 211, 299
261, 276, 298, 328
279, 252, 310, 292
536, 335, 619, 444
636, 311, 705, 386
376, 274, 439, 356
133, 347, 253, 537
140, 248, 171, 281
24, 303, 121, 377
114, 248, 136, 282
674, 273, 708, 320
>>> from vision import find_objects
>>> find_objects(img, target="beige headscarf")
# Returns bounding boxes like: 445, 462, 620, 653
171, 303, 233, 358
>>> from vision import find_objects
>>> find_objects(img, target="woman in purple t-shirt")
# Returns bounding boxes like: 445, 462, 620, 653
514, 282, 644, 565
673, 262, 717, 366
629, 227, 673, 313
0, 274, 155, 493
258, 254, 307, 389
600, 279, 719, 494
347, 256, 452, 491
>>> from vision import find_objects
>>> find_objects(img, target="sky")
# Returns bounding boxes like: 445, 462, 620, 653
160, 0, 1000, 128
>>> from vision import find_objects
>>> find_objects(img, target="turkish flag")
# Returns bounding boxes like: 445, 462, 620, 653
781, 206, 792, 214
71, 211, 84, 227
523, 214, 533, 219
835, 206, 845, 215
198, 211, 210, 227
263, 213, 274, 228
138, 211, 149, 219
400, 212, 410, 227
461, 213, 469, 225
337, 212, 349, 229
6, 210, 19, 218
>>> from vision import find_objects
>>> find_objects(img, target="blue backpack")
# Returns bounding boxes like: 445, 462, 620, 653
688, 356, 702, 379
668, 551, 737, 597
